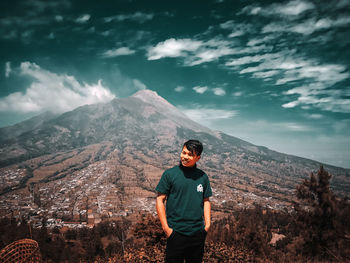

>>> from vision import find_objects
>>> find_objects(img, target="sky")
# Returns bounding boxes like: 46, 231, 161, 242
0, 0, 350, 168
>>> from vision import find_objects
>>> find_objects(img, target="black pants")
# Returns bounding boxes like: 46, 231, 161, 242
165, 230, 207, 263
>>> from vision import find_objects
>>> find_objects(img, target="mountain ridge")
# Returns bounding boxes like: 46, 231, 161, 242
0, 89, 349, 172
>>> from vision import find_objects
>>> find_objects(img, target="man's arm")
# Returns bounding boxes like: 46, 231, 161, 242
203, 197, 211, 232
156, 192, 173, 237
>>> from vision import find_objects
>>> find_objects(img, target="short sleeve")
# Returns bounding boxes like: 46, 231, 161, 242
203, 175, 212, 198
155, 170, 171, 195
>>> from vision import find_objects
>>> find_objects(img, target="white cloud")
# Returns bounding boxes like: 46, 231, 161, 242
219, 21, 254, 38
276, 64, 349, 86
305, 113, 323, 119
263, 16, 350, 35
181, 108, 238, 122
226, 54, 276, 66
242, 0, 314, 17
232, 91, 243, 97
147, 38, 202, 60
273, 0, 314, 16
147, 38, 238, 66
76, 14, 90, 23
104, 12, 154, 23
240, 6, 262, 16
299, 64, 348, 83
220, 20, 235, 30
247, 38, 267, 47
55, 15, 63, 22
101, 47, 136, 58
190, 46, 234, 66
233, 53, 348, 88
228, 50, 349, 113
284, 122, 311, 131
283, 95, 350, 113
132, 79, 147, 90
0, 62, 115, 113
252, 70, 280, 79
192, 86, 226, 96
228, 31, 245, 38
212, 88, 226, 96
175, 86, 185, 92
193, 86, 208, 94
5, 62, 11, 78
282, 83, 350, 113
262, 23, 286, 34
291, 19, 331, 35
282, 101, 298, 109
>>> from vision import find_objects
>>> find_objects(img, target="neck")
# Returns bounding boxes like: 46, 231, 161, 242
179, 161, 196, 170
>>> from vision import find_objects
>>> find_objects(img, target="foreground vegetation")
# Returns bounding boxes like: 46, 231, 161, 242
0, 166, 349, 262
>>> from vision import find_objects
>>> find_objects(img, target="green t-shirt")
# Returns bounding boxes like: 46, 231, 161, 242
156, 164, 212, 236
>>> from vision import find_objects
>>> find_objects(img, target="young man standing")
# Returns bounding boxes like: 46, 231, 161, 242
156, 140, 212, 263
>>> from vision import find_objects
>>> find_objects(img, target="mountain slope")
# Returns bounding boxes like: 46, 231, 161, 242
0, 90, 349, 219
0, 111, 57, 142
0, 90, 220, 167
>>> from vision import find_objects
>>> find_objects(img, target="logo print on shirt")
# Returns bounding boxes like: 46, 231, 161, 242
197, 184, 203, 193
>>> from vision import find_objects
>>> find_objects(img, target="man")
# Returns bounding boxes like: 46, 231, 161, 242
156, 139, 212, 263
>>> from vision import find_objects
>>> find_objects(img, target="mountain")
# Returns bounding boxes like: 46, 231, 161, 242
0, 90, 213, 165
0, 111, 58, 142
0, 90, 349, 220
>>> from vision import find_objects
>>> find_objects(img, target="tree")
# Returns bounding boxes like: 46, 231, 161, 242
293, 166, 349, 261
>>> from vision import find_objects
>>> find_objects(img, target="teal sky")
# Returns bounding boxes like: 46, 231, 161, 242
1, 0, 350, 168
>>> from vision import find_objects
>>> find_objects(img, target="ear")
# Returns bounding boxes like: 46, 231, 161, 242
196, 155, 201, 162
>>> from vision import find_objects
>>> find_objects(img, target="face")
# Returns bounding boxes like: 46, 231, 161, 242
180, 146, 201, 167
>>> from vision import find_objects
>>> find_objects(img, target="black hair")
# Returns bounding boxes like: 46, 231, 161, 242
183, 140, 203, 156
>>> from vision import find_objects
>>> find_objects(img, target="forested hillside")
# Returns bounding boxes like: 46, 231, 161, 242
1, 167, 349, 262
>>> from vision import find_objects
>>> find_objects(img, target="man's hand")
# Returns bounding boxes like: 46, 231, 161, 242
164, 226, 173, 238
156, 193, 174, 238
203, 197, 211, 233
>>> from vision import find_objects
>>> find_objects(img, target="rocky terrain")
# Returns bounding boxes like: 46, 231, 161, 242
0, 89, 349, 223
